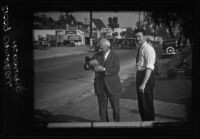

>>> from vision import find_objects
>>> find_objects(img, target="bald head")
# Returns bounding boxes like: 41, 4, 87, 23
99, 39, 110, 47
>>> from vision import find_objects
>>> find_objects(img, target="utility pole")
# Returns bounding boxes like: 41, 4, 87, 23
65, 12, 69, 31
90, 11, 93, 47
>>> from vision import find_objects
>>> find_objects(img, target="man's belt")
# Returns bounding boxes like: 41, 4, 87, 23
137, 66, 146, 71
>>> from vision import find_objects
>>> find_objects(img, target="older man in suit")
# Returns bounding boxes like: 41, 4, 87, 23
84, 38, 121, 122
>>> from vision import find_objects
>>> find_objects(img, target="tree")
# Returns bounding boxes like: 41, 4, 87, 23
33, 14, 58, 29
33, 14, 43, 28
67, 14, 76, 26
135, 13, 155, 36
33, 13, 86, 30
107, 16, 119, 30
57, 14, 66, 29
48, 17, 57, 29
178, 12, 194, 44
40, 14, 49, 27
113, 17, 119, 28
147, 12, 181, 38
134, 12, 178, 41
147, 11, 194, 46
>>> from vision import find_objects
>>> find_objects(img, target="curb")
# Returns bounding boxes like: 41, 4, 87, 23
47, 121, 189, 128
47, 121, 154, 128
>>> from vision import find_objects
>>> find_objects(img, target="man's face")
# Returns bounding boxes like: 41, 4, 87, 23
99, 43, 109, 53
135, 32, 145, 46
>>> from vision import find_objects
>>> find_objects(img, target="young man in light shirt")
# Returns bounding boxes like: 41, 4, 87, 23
135, 28, 156, 121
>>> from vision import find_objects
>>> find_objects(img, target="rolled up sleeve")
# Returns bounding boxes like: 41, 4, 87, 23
144, 47, 156, 70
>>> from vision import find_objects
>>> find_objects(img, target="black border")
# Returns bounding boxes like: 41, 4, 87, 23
2, 0, 199, 138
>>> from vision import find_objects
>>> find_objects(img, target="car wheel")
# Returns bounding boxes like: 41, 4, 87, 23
166, 46, 175, 55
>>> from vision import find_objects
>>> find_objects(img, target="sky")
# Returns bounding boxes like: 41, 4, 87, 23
36, 11, 144, 29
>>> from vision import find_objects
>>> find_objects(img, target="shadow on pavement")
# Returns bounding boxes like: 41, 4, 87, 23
35, 109, 97, 128
154, 75, 192, 104
120, 75, 192, 104
120, 74, 193, 122
120, 77, 137, 100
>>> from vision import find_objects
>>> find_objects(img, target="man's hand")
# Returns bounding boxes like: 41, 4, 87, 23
94, 65, 105, 72
139, 83, 146, 93
89, 59, 99, 66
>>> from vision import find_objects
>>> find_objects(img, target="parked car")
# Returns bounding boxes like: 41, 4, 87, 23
111, 38, 136, 49
63, 40, 75, 47
38, 36, 50, 50
162, 39, 180, 55
120, 38, 136, 49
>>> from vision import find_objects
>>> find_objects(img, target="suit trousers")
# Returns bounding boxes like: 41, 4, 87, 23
136, 70, 155, 121
96, 76, 120, 122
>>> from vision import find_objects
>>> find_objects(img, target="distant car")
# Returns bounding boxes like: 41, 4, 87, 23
63, 40, 75, 47
38, 36, 50, 49
162, 39, 180, 55
120, 38, 136, 49
108, 38, 135, 49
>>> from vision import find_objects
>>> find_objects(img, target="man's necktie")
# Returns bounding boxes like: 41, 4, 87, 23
101, 53, 105, 66
136, 47, 141, 63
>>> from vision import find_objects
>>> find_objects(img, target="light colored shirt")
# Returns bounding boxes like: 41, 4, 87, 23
136, 41, 156, 70
104, 49, 110, 61
103, 49, 110, 71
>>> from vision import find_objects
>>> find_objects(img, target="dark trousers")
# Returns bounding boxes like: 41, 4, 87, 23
96, 77, 120, 122
136, 70, 155, 121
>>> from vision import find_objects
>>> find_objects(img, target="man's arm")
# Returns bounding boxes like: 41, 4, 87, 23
139, 68, 152, 93
83, 54, 98, 71
139, 46, 155, 93
93, 53, 120, 75
142, 68, 152, 85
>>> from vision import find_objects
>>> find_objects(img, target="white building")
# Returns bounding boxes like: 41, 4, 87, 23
65, 29, 85, 45
33, 29, 85, 46
113, 27, 127, 39
33, 29, 57, 41
100, 27, 113, 37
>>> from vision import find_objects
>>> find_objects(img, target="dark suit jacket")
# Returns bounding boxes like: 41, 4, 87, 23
90, 50, 122, 96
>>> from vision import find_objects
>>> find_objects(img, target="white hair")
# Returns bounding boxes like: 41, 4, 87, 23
100, 39, 110, 47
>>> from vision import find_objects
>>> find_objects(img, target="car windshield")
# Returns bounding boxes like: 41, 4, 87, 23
163, 39, 177, 44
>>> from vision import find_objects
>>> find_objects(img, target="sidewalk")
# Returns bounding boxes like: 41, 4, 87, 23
34, 46, 91, 60
35, 73, 192, 128
52, 74, 191, 121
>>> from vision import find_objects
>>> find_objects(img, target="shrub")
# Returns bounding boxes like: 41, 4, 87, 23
154, 44, 163, 59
